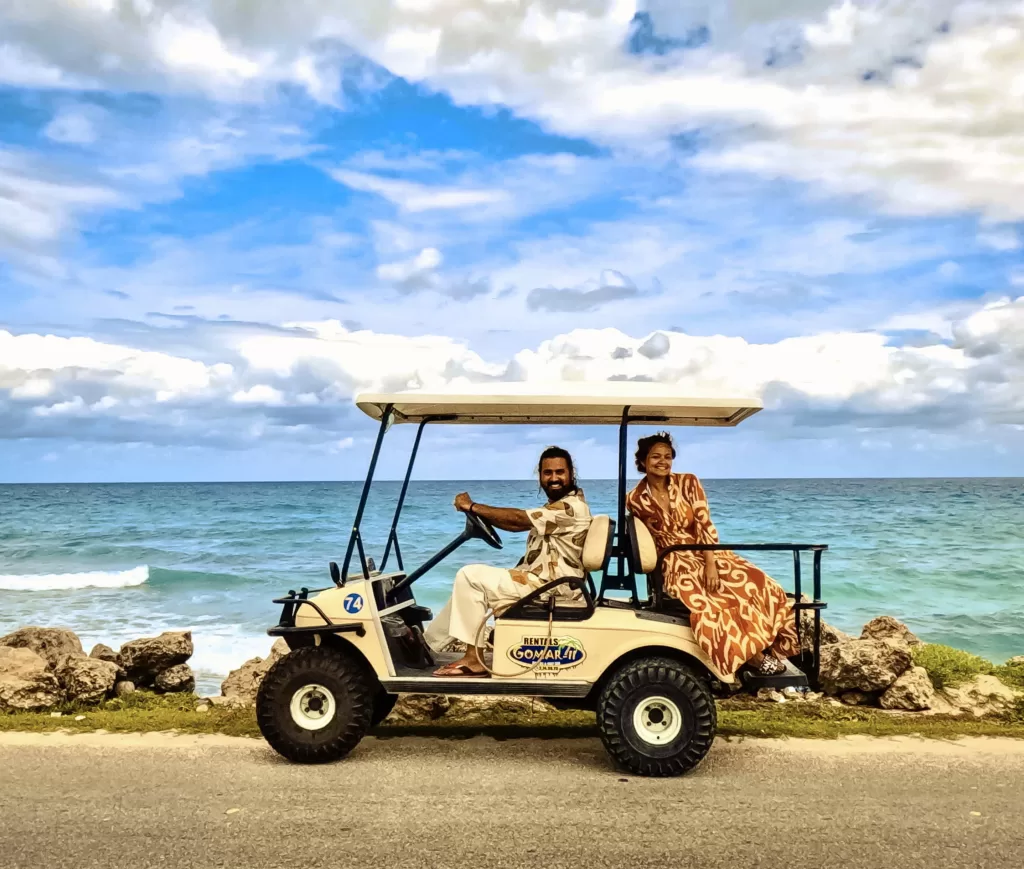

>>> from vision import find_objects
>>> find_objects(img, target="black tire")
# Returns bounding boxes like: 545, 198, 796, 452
597, 656, 717, 777
371, 690, 398, 727
256, 645, 374, 763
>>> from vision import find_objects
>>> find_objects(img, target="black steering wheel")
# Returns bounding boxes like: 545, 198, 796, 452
465, 511, 503, 549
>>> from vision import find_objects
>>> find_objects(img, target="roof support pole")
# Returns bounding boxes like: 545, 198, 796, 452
380, 416, 432, 573
617, 405, 631, 587
341, 403, 393, 581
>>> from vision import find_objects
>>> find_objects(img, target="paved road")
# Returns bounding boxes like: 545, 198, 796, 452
1, 731, 1022, 869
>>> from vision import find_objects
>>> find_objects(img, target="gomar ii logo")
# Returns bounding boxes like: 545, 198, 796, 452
507, 636, 586, 670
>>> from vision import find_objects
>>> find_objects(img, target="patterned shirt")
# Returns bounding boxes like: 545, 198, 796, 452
510, 490, 592, 597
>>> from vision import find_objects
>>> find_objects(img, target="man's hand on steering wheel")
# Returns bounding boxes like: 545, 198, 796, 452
453, 492, 503, 549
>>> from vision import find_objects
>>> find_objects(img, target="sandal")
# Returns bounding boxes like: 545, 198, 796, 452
756, 654, 787, 675
432, 662, 489, 678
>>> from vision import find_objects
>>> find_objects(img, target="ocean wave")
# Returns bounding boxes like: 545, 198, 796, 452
187, 626, 280, 681
147, 566, 253, 588
0, 565, 149, 591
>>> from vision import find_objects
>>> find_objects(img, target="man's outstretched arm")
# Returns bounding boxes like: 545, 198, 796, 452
454, 492, 532, 532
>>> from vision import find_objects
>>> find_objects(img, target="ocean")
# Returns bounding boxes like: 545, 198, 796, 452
1, 478, 1022, 696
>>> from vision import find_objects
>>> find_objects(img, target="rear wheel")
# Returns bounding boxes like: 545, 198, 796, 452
597, 656, 716, 777
256, 645, 374, 763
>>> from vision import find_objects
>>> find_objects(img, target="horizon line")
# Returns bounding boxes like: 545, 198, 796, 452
1, 475, 1022, 485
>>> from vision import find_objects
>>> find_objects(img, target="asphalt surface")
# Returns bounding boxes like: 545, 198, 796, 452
1, 731, 1022, 869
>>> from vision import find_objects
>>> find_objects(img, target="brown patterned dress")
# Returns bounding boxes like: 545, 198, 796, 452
626, 472, 799, 676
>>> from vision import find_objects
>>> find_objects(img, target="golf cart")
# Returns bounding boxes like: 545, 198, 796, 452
255, 384, 828, 776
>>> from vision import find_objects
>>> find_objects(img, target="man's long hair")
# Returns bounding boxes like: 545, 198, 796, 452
536, 445, 581, 497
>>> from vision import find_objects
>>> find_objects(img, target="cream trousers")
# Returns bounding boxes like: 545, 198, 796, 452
423, 564, 528, 651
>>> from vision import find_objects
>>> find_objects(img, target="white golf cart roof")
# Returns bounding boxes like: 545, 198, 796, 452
355, 382, 762, 426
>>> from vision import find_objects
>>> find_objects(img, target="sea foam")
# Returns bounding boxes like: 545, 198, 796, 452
0, 565, 149, 591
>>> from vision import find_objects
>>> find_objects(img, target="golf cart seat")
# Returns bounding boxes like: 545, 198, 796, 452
580, 513, 615, 596
627, 513, 692, 616
500, 514, 614, 621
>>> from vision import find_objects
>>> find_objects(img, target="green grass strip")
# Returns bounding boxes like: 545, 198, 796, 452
910, 643, 1024, 691
2, 690, 1022, 741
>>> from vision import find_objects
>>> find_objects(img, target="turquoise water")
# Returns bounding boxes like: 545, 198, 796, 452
1, 479, 1022, 695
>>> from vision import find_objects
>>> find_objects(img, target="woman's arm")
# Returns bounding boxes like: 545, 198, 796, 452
683, 473, 719, 545
682, 474, 721, 593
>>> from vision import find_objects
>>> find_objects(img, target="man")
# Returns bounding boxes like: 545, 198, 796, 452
424, 446, 592, 677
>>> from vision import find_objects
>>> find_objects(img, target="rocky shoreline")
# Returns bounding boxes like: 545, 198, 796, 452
2, 616, 1021, 723
0, 627, 196, 711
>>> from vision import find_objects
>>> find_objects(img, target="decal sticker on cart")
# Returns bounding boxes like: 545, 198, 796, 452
343, 593, 364, 614
507, 636, 586, 672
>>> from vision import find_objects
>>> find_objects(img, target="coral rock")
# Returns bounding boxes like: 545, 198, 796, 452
56, 656, 119, 705
819, 639, 913, 695
0, 627, 84, 670
861, 616, 921, 646
119, 631, 193, 687
879, 666, 936, 711
0, 646, 63, 712
154, 663, 195, 694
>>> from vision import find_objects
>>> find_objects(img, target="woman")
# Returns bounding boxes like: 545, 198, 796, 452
626, 431, 798, 677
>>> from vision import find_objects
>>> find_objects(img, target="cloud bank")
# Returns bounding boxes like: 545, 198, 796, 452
3, 295, 1022, 451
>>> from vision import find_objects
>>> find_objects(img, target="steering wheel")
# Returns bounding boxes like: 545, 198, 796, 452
466, 510, 503, 549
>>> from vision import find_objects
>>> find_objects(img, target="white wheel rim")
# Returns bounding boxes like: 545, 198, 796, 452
289, 684, 336, 731
633, 695, 683, 745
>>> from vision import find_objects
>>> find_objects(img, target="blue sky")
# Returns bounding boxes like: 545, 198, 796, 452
1, 1, 1023, 482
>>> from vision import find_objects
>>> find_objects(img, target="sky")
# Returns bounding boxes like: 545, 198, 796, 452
1, 0, 1023, 483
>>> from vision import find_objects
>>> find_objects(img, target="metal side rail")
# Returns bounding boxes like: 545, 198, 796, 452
653, 542, 829, 691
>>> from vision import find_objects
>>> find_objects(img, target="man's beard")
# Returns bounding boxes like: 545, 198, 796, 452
542, 480, 570, 500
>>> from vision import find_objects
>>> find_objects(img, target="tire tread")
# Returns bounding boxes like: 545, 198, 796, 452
597, 655, 716, 777
256, 645, 374, 764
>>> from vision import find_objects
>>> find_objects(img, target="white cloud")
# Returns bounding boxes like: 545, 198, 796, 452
0, 321, 497, 446
8, 140, 975, 354
43, 107, 100, 145
0, 0, 364, 102
343, 149, 478, 173
978, 226, 1022, 251
330, 169, 510, 213
1, 103, 315, 274
101, 111, 315, 191
0, 42, 81, 89
322, 0, 1024, 222
7, 0, 1021, 298
0, 148, 125, 275
2, 295, 1024, 450
231, 384, 287, 405
329, 152, 617, 231
5, 2, 1023, 221
376, 246, 444, 287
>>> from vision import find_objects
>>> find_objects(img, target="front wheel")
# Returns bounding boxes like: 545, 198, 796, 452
256, 645, 374, 763
597, 656, 716, 777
